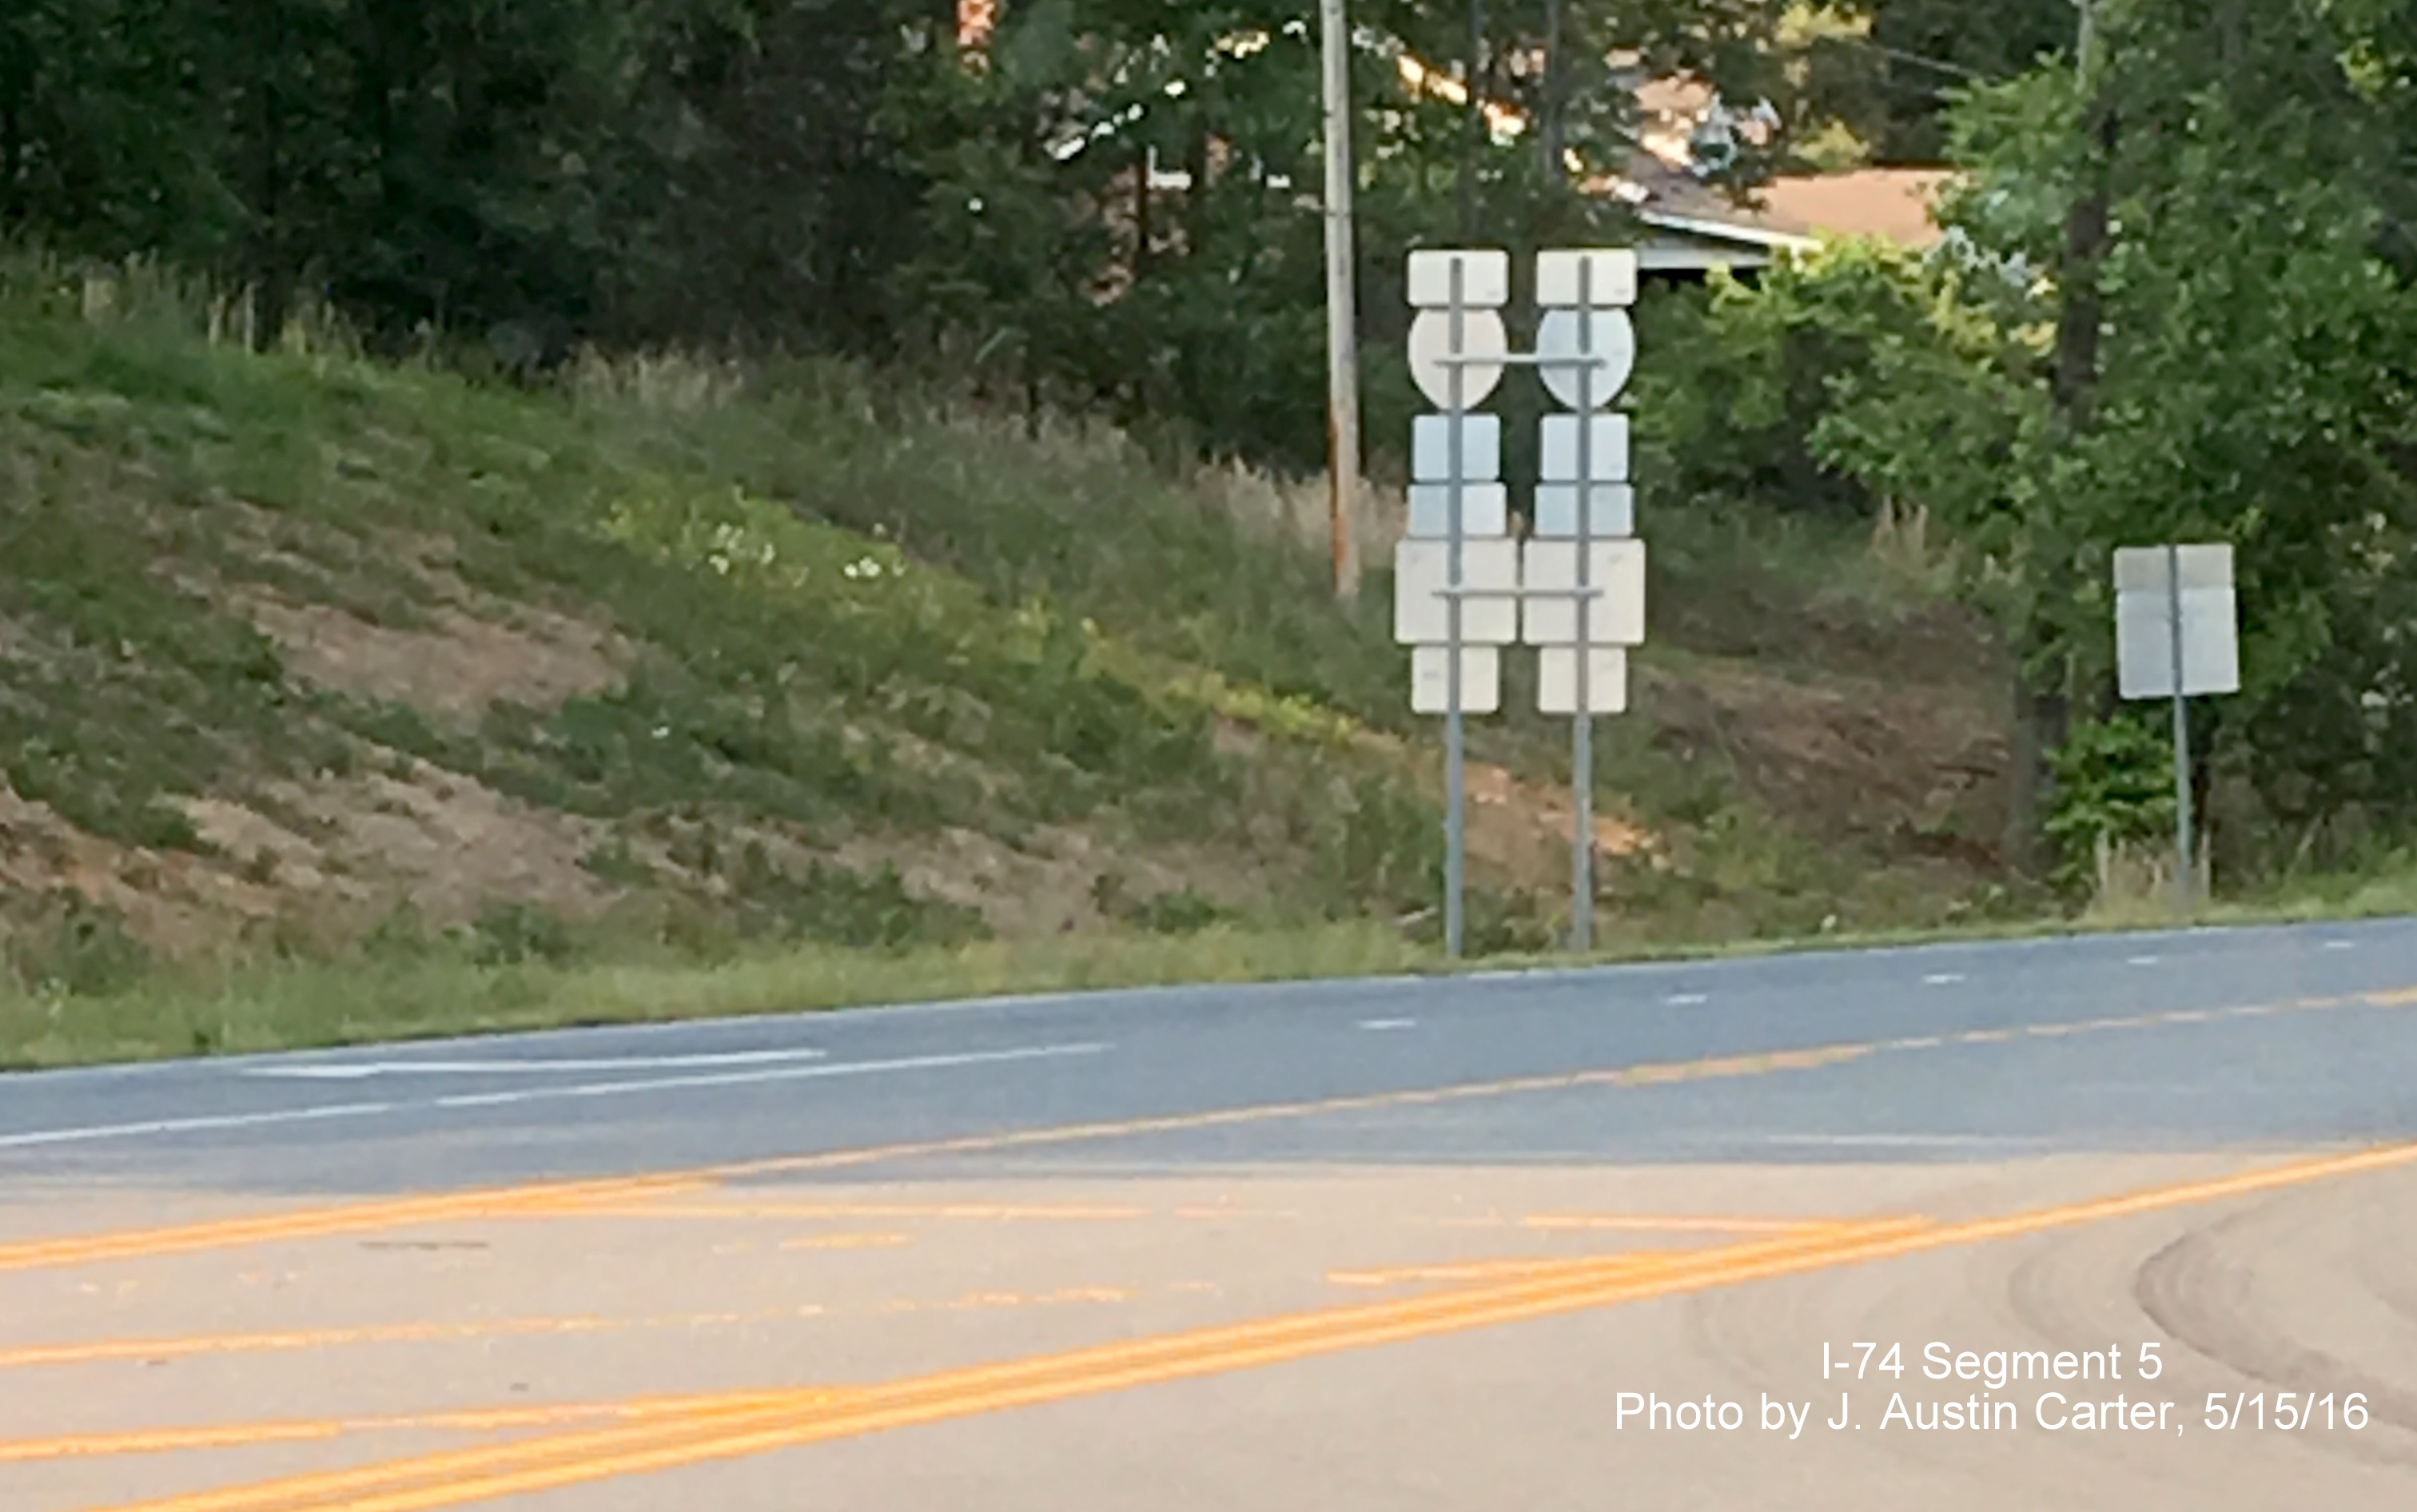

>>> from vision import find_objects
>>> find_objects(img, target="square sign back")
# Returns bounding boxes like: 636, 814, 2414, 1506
2114, 543, 2240, 700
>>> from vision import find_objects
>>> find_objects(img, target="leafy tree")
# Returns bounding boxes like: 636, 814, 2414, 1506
0, 0, 234, 268
1792, 0, 2417, 872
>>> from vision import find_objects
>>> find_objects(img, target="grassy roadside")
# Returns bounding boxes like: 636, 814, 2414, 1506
0, 923, 1426, 1070
10, 856, 2411, 1072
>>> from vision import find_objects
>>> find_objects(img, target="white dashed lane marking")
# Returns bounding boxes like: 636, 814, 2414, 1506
0, 1045, 1111, 1148
245, 1049, 831, 1080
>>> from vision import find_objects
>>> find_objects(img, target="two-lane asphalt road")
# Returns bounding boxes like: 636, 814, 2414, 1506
4, 919, 2415, 1510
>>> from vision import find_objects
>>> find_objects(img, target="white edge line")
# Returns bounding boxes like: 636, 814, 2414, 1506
0, 1045, 1109, 1148
243, 1048, 833, 1080
1763, 1133, 2030, 1148
0, 1101, 395, 1151
428, 1043, 1109, 1110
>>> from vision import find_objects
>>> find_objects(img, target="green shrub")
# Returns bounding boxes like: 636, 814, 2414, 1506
2045, 718, 2176, 897
469, 901, 578, 966
2, 890, 153, 997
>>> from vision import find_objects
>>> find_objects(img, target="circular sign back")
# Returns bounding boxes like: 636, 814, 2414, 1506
1408, 308, 1509, 409
1535, 308, 1636, 409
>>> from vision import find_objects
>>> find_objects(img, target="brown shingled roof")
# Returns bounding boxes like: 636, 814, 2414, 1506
1748, 170, 1954, 249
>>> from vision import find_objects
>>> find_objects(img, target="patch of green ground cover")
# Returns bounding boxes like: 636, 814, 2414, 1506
7, 259, 1897, 957
0, 261, 1443, 946
0, 432, 360, 850
602, 364, 1412, 730
553, 367, 2002, 950
0, 917, 1426, 1069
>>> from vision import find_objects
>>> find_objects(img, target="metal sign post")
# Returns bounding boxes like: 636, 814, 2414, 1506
1401, 250, 1511, 959
1445, 259, 1467, 961
2166, 544, 2193, 909
1571, 257, 1597, 952
2114, 542, 2240, 913
1529, 249, 1640, 952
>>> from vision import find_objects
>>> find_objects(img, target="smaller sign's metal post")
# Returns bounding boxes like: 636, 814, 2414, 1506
1569, 257, 1595, 953
1444, 259, 1467, 961
2116, 541, 2233, 909
2167, 543, 2194, 913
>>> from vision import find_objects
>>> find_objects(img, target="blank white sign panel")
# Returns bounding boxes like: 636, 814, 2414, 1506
1531, 483, 1635, 539
1412, 414, 1503, 483
1538, 414, 1631, 483
1411, 646, 1502, 714
2117, 587, 2240, 698
2114, 543, 2240, 698
1538, 647, 1629, 715
1394, 539, 1520, 646
1535, 249, 1639, 309
1521, 540, 1647, 647
1406, 249, 1511, 308
1406, 483, 1509, 539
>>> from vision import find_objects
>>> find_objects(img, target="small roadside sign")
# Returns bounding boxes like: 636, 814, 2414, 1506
2111, 541, 2240, 913
2116, 544, 2239, 699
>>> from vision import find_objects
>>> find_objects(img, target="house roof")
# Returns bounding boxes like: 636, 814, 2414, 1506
958, 0, 997, 48
1751, 169, 1953, 249
949, 14, 1949, 270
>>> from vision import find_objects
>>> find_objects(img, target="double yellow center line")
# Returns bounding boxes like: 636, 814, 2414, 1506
86, 1139, 2417, 1512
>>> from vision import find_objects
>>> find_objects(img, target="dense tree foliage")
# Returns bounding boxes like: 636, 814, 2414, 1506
5, 0, 2413, 876
1, 0, 1796, 466
1673, 0, 2417, 875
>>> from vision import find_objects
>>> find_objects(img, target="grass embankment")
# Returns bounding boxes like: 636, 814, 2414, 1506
0, 257, 2104, 1068
14, 864, 2415, 1070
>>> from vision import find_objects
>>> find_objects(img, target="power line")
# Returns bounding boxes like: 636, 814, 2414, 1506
1814, 31, 1985, 81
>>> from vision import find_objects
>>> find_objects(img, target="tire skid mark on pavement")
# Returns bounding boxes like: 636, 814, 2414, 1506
0, 1178, 718, 1274
1475, 1213, 1860, 1235
567, 1200, 1161, 1224
0, 1285, 1175, 1373
77, 1142, 2417, 1512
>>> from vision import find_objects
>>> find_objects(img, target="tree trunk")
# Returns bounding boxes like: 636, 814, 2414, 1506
245, 1, 292, 349
2051, 81, 2118, 423
1539, 0, 1563, 185
0, 31, 22, 227
1133, 145, 1152, 281
2017, 50, 2122, 873
1460, 0, 1484, 241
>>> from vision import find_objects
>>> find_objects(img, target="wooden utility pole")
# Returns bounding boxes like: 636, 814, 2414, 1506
1320, 0, 1363, 603
2054, 0, 2112, 423
1541, 0, 1564, 184
1462, 0, 1486, 238
2019, 0, 2114, 871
